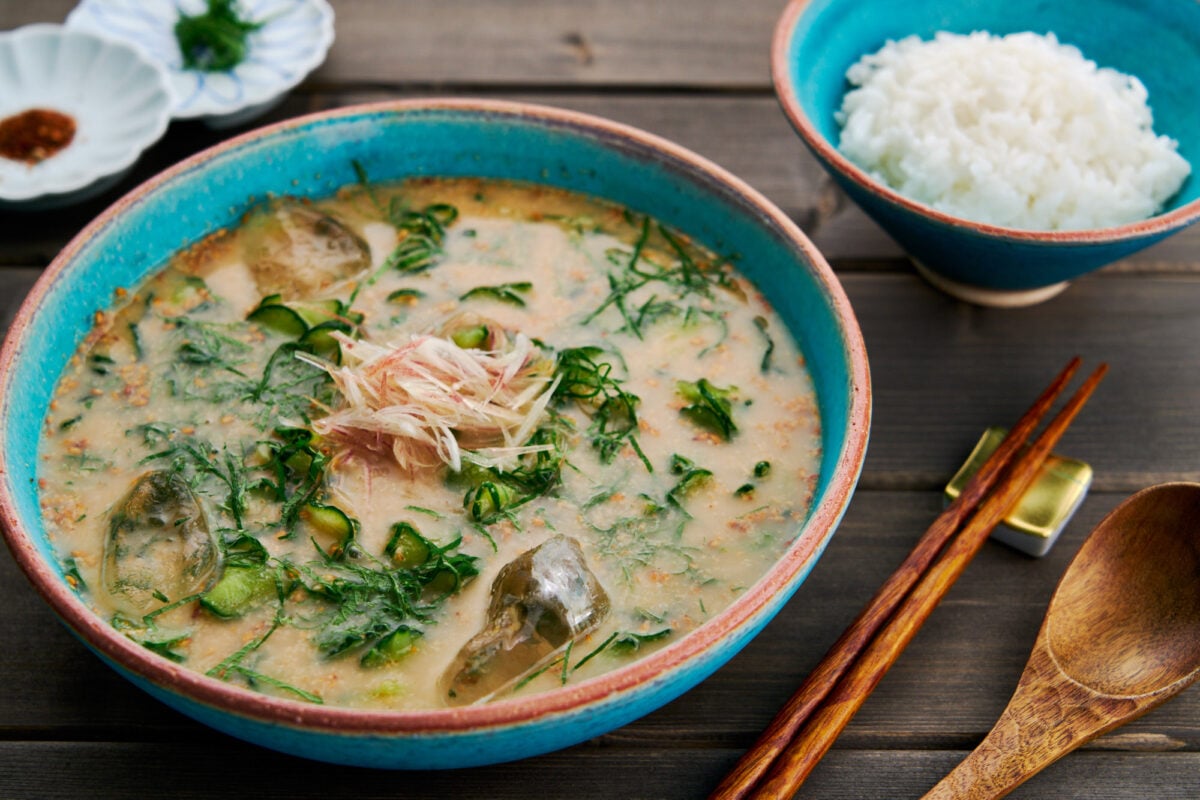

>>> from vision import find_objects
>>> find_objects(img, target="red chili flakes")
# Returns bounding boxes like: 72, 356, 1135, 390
0, 108, 77, 164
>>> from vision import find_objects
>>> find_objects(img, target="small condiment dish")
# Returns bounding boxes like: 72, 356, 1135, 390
0, 24, 172, 208
772, 0, 1200, 306
66, 0, 335, 129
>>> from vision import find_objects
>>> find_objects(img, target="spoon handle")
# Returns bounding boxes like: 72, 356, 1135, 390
920, 638, 1133, 800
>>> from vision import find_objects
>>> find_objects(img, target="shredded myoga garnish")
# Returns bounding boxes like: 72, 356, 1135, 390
304, 330, 560, 471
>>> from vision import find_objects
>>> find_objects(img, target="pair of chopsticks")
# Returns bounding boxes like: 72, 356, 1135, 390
710, 357, 1107, 800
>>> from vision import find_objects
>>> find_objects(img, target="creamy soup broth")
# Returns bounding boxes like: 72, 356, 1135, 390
38, 177, 821, 709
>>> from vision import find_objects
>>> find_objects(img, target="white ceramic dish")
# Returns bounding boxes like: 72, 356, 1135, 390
66, 0, 335, 128
0, 24, 172, 208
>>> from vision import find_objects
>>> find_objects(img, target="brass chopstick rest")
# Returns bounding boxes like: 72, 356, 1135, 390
945, 426, 1092, 557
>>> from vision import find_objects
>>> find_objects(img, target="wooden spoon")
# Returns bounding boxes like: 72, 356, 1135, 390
922, 482, 1200, 799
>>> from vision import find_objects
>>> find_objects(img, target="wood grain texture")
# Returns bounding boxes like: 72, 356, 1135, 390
3, 91, 1198, 267
922, 484, 1200, 799
0, 742, 1196, 800
2, 490, 1198, 797
777, 367, 1109, 799
3, 2, 1199, 798
4, 492, 1198, 742
711, 360, 1088, 799
0, 92, 834, 266
1, 0, 789, 88
841, 274, 1200, 491
4, 270, 1200, 490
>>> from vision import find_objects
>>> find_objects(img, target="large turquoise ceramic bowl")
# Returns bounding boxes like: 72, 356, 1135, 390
0, 100, 870, 768
773, 0, 1200, 306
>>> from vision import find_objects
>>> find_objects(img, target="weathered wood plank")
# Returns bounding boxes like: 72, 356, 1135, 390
0, 92, 831, 267
4, 491, 1198, 746
2, 0, 788, 88
0, 268, 39, 328
3, 3, 1196, 798
841, 272, 1200, 491
796, 749, 1200, 800
0, 740, 1194, 799
3, 91, 1196, 269
4, 268, 1200, 490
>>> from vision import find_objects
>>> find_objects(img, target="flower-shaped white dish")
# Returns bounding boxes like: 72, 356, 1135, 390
66, 0, 335, 128
0, 24, 172, 208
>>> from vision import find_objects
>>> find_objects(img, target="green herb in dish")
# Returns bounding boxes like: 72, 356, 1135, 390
676, 378, 739, 440
174, 0, 264, 73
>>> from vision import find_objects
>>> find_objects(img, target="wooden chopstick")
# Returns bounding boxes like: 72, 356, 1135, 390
747, 362, 1107, 798
710, 358, 1103, 800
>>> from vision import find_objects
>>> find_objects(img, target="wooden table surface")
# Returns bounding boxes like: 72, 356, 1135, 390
3, 2, 1199, 798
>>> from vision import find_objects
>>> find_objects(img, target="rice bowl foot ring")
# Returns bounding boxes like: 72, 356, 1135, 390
912, 261, 1070, 307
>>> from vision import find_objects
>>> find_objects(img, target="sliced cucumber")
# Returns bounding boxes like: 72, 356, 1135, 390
247, 303, 308, 338
301, 502, 357, 557
384, 522, 432, 568
361, 626, 423, 668
450, 324, 489, 349
424, 568, 462, 597
386, 288, 424, 304
295, 298, 344, 327
299, 320, 352, 361
172, 276, 212, 311
200, 565, 275, 619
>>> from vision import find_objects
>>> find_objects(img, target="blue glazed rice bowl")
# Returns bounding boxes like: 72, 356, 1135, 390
772, 0, 1200, 305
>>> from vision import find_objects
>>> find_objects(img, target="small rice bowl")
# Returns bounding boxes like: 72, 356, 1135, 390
836, 31, 1191, 231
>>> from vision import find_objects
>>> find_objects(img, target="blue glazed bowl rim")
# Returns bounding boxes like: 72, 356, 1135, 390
771, 0, 1200, 244
0, 98, 870, 739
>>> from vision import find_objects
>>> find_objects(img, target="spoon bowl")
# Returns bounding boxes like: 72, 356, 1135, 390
923, 482, 1200, 799
1049, 484, 1200, 697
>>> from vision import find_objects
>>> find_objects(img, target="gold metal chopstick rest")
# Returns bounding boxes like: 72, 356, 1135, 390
945, 426, 1092, 557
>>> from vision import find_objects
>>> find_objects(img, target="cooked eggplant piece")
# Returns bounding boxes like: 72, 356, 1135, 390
442, 535, 609, 705
102, 471, 219, 613
242, 198, 371, 300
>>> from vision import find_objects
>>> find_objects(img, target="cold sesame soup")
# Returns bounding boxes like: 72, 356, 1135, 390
38, 177, 821, 710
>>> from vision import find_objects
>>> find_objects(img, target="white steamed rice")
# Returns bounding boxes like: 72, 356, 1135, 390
836, 31, 1191, 231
